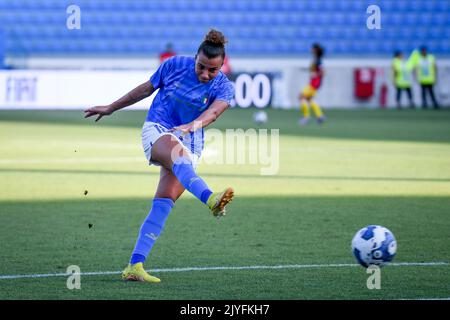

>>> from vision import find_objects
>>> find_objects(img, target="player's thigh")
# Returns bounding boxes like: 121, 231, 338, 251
154, 166, 185, 201
300, 93, 310, 102
151, 134, 191, 170
301, 95, 312, 102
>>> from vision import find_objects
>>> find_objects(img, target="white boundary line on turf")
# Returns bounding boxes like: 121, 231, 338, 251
0, 261, 448, 280
400, 298, 450, 300
0, 157, 143, 164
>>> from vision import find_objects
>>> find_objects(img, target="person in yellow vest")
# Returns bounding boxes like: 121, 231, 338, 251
411, 46, 440, 109
392, 51, 415, 110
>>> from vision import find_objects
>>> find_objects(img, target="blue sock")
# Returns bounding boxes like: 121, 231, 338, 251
130, 198, 174, 265
130, 253, 145, 265
172, 156, 212, 204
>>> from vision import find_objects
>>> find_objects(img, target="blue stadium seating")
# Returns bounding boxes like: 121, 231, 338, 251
0, 0, 449, 56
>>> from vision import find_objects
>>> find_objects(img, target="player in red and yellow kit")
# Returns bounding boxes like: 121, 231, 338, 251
159, 42, 176, 64
299, 43, 326, 125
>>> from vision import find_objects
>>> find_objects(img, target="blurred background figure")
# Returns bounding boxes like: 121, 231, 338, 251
392, 51, 415, 110
220, 55, 232, 77
159, 42, 176, 64
299, 43, 326, 125
410, 46, 440, 109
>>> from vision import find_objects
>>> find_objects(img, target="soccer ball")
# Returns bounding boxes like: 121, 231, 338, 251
351, 225, 397, 268
253, 110, 268, 125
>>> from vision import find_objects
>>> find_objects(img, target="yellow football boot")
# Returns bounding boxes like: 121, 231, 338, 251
121, 262, 160, 283
207, 187, 234, 218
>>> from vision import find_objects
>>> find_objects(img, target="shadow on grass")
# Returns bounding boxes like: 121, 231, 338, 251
0, 195, 449, 299
1, 167, 450, 183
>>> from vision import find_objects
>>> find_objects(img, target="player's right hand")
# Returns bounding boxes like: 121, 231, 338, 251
84, 105, 114, 122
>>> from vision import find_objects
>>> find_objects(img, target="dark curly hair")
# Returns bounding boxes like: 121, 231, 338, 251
312, 43, 324, 59
197, 29, 227, 59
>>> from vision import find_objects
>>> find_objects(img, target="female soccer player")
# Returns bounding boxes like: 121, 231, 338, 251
298, 43, 326, 125
84, 29, 235, 283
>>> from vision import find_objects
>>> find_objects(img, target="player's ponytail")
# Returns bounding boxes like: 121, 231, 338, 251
197, 29, 227, 59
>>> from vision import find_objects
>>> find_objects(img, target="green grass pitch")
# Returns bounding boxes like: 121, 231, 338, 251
0, 108, 449, 299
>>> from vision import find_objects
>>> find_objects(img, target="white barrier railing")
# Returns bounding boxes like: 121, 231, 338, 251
1, 58, 449, 109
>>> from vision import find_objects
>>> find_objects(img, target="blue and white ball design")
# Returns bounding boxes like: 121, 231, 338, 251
351, 225, 397, 268
253, 110, 268, 125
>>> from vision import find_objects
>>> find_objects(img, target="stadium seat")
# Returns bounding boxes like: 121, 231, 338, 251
1, 0, 448, 56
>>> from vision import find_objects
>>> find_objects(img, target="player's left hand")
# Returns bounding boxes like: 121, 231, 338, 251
84, 105, 114, 122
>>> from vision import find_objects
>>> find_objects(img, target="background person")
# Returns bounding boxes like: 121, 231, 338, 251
392, 50, 415, 109
159, 42, 176, 64
299, 43, 326, 125
410, 46, 440, 109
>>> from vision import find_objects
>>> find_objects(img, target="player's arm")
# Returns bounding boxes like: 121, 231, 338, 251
392, 66, 397, 85
84, 81, 155, 122
172, 100, 229, 133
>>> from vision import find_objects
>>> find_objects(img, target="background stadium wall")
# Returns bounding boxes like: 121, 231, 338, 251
2, 57, 450, 109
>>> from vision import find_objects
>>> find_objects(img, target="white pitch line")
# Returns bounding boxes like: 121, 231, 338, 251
0, 157, 143, 165
0, 262, 448, 280
400, 298, 450, 300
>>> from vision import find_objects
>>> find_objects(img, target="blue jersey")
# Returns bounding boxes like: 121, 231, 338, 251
146, 56, 234, 129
